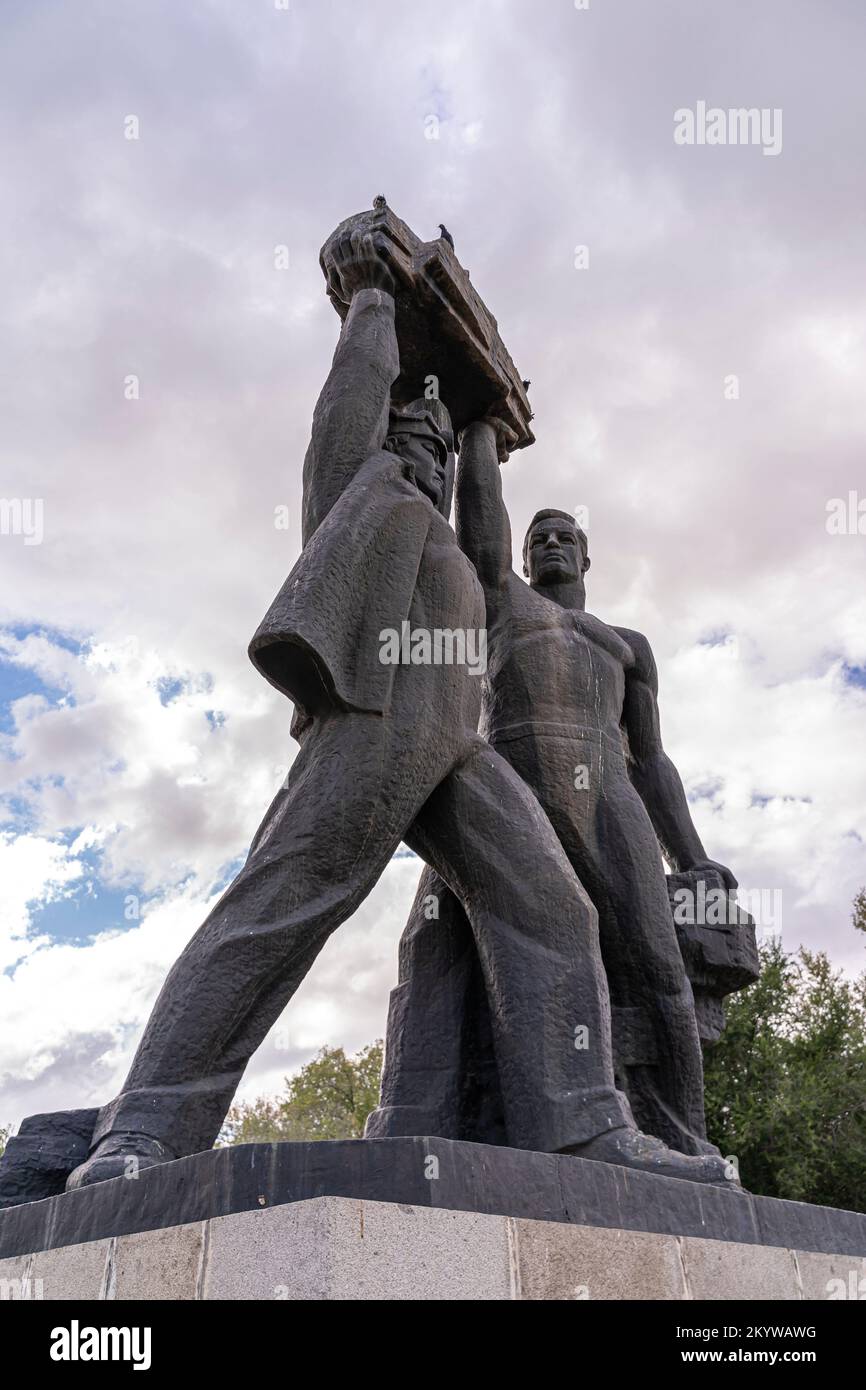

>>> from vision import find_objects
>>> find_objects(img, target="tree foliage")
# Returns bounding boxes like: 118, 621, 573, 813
704, 935, 866, 1212
221, 1042, 383, 1145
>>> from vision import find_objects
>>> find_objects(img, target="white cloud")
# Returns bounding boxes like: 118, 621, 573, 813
0, 832, 84, 972
0, 849, 419, 1130
0, 877, 222, 1123
0, 0, 865, 1128
0, 632, 282, 893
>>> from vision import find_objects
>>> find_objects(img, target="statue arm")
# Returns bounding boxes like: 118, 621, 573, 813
455, 418, 515, 607
617, 628, 737, 888
302, 236, 399, 543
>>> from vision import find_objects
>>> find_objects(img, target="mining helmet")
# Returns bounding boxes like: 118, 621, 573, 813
387, 398, 453, 469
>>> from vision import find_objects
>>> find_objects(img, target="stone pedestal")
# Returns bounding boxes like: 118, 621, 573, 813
1, 1138, 864, 1300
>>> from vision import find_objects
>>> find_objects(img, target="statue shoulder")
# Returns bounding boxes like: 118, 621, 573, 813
612, 626, 658, 689
491, 568, 534, 625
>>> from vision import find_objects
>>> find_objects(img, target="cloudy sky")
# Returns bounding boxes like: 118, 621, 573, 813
1, 0, 864, 1133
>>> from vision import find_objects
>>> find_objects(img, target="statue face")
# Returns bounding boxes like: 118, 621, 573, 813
527, 519, 584, 586
386, 431, 449, 512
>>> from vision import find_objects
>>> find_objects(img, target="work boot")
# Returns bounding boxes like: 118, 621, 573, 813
561, 1126, 743, 1188
66, 1132, 175, 1191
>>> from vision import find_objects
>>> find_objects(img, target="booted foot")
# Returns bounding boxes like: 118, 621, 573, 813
66, 1133, 175, 1190
665, 1133, 727, 1159
691, 1136, 726, 1159
561, 1127, 743, 1188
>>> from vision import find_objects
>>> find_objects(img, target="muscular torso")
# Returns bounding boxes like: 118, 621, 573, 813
481, 572, 634, 746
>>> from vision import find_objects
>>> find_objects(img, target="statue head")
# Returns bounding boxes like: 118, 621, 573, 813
523, 509, 590, 593
385, 399, 455, 516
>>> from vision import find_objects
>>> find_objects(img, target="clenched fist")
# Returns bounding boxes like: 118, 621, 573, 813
327, 229, 395, 303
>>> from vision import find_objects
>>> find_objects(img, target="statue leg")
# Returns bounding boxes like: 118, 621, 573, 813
365, 865, 505, 1144
546, 763, 713, 1155
593, 780, 714, 1154
405, 738, 634, 1154
85, 704, 450, 1165
493, 732, 715, 1157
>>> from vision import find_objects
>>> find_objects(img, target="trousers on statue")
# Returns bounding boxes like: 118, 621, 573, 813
92, 673, 634, 1159
368, 726, 710, 1156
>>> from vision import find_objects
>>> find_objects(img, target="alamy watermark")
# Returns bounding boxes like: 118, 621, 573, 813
826, 492, 866, 535
50, 1322, 152, 1370
671, 881, 783, 936
826, 1270, 866, 1300
0, 497, 43, 545
379, 622, 487, 676
1, 1276, 44, 1300
674, 102, 782, 157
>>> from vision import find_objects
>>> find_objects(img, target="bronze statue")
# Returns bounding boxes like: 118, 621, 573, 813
64, 218, 736, 1193
369, 416, 742, 1156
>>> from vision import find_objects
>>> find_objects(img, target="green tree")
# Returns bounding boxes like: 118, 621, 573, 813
704, 934, 866, 1212
0, 1125, 10, 1159
221, 1042, 383, 1145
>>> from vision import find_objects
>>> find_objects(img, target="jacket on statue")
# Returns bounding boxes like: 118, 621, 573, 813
249, 449, 434, 720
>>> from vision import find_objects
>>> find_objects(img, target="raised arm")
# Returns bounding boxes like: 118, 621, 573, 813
617, 627, 737, 887
302, 233, 399, 543
454, 416, 517, 610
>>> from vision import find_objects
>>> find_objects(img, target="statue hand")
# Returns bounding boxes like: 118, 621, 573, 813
327, 230, 395, 303
460, 413, 519, 463
684, 858, 738, 891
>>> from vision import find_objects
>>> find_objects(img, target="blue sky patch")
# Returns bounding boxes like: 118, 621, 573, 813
155, 675, 186, 705
0, 623, 87, 733
30, 877, 142, 946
